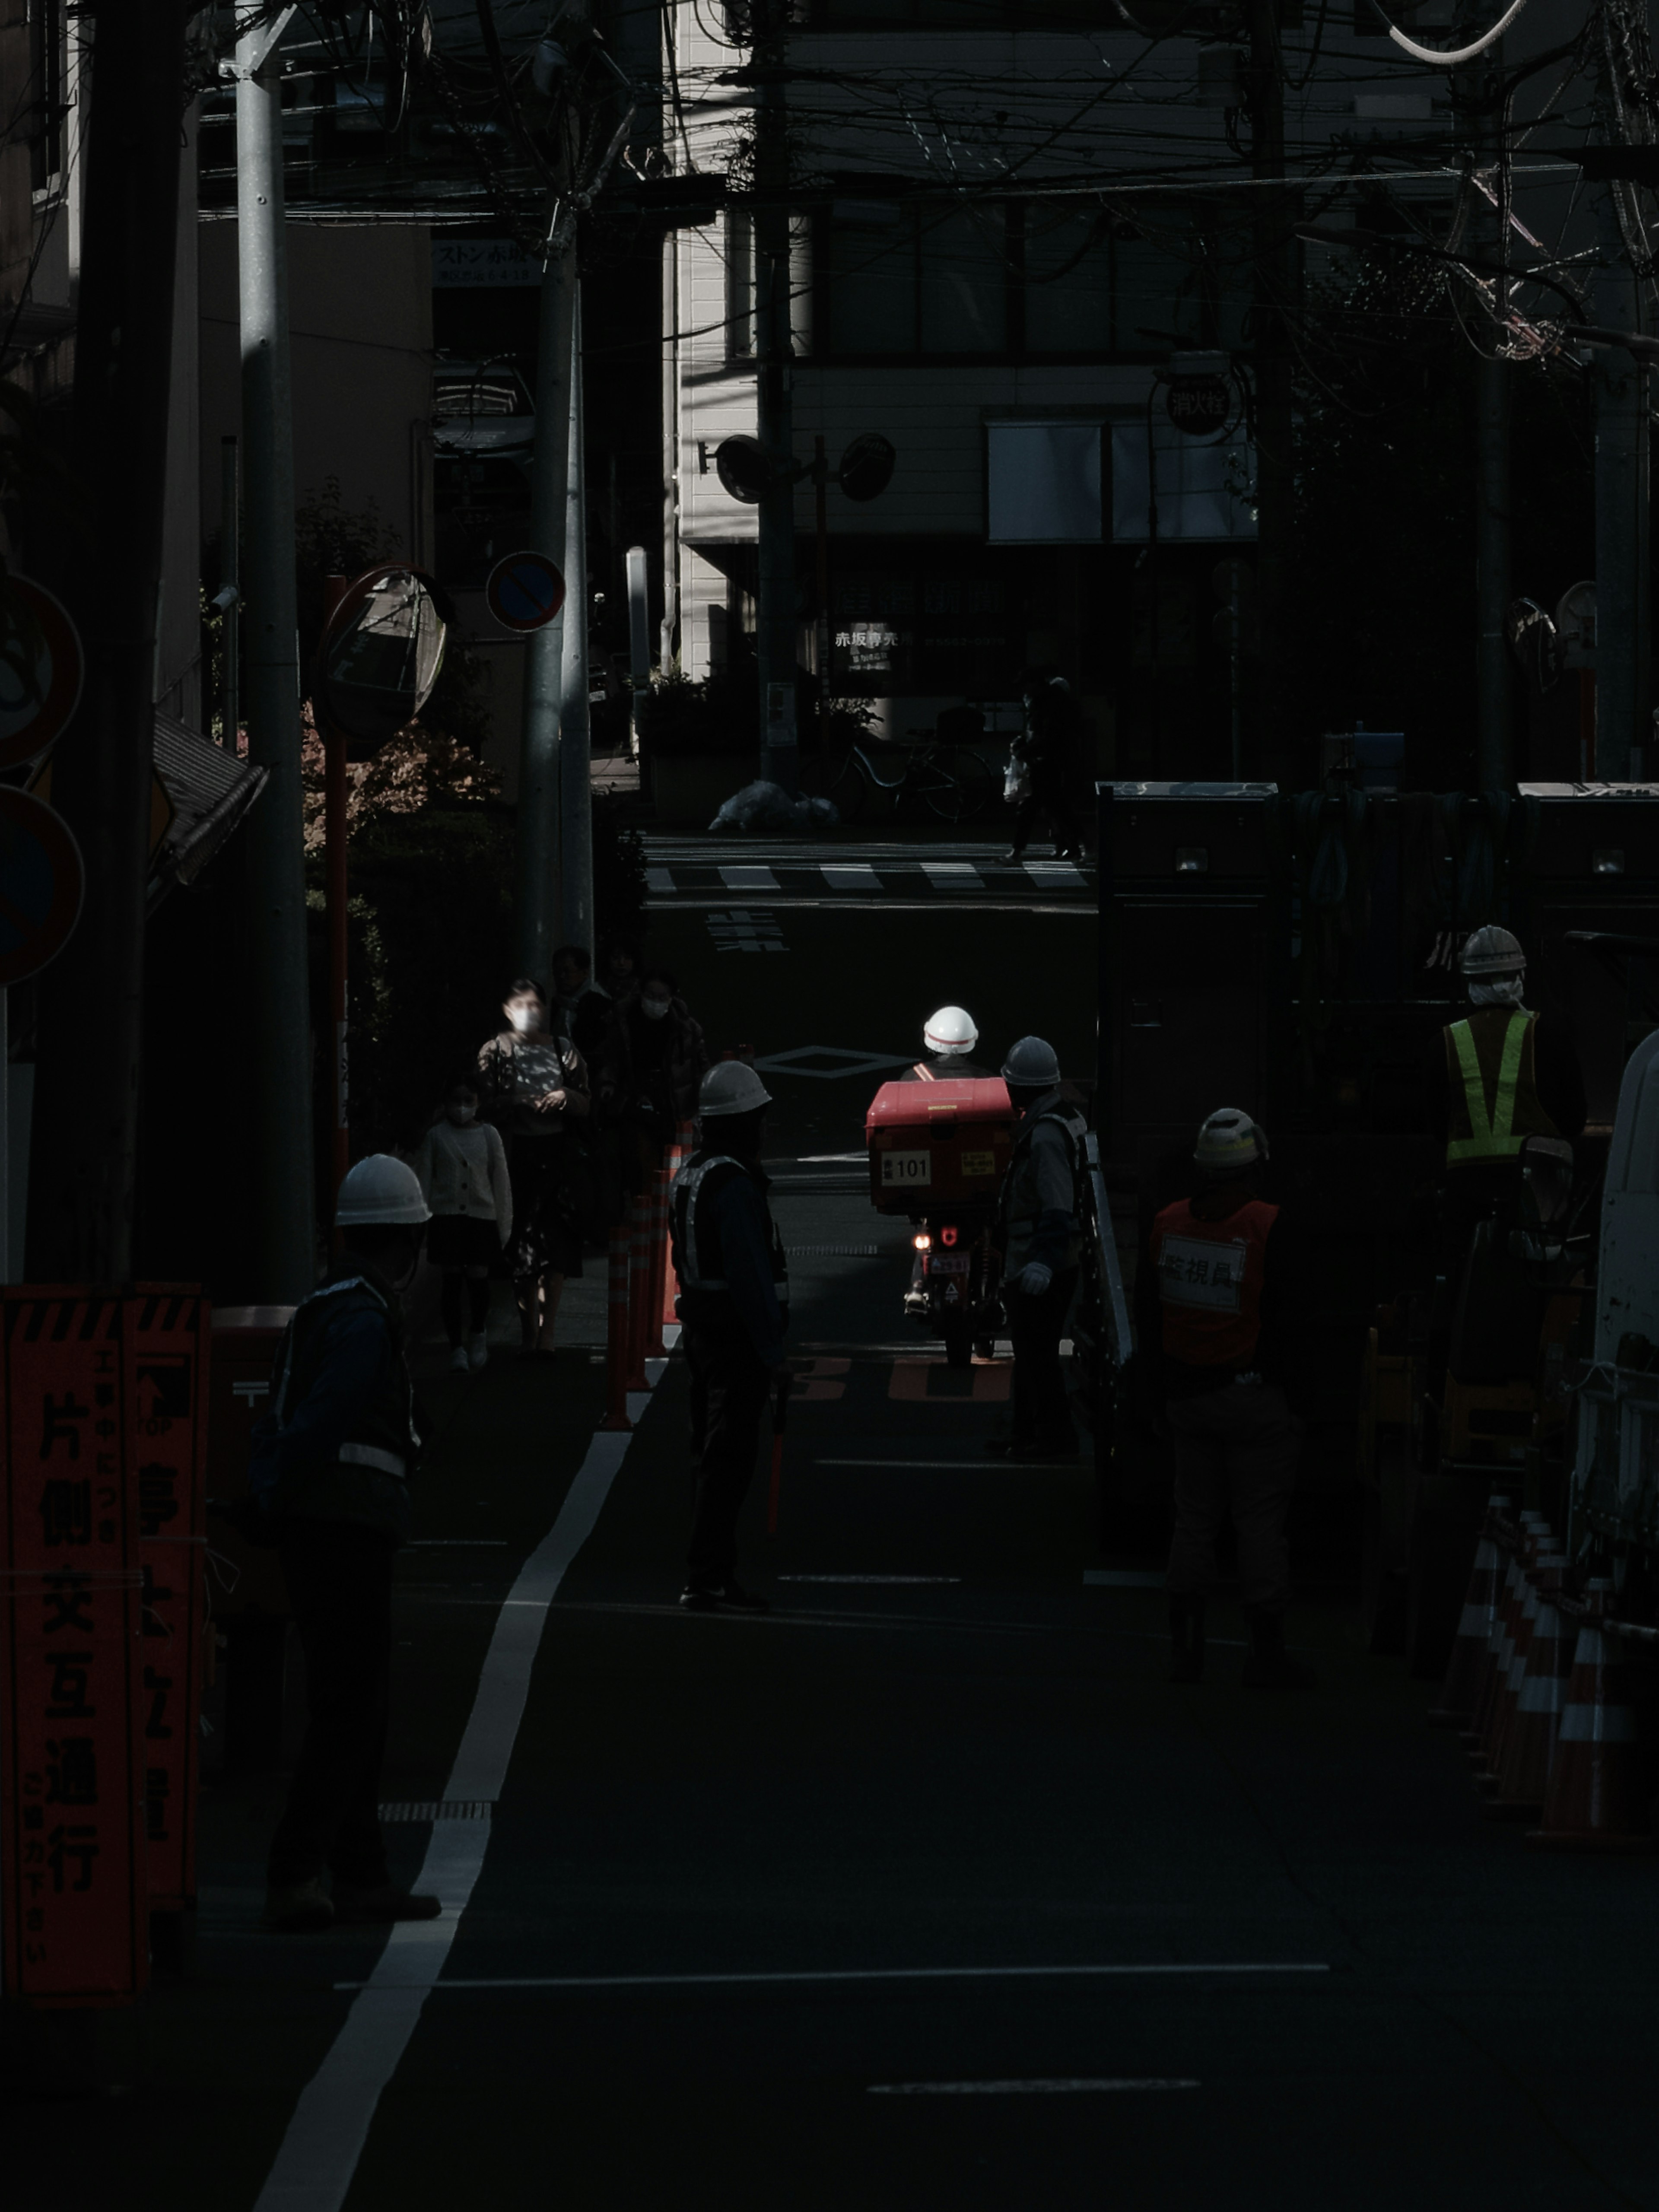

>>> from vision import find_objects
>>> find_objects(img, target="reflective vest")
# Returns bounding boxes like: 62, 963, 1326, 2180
1443, 1010, 1557, 1168
266, 1274, 420, 1532
996, 1101, 1087, 1271
1152, 1196, 1279, 1368
670, 1152, 789, 1308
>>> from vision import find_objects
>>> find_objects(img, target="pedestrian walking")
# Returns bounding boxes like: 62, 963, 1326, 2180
596, 964, 709, 1191
253, 1155, 441, 1934
477, 977, 593, 1357
1003, 670, 1085, 861
412, 1080, 512, 1373
990, 1036, 1088, 1460
552, 942, 613, 1060
600, 935, 642, 1003
669, 1060, 788, 1613
1140, 1107, 1316, 1689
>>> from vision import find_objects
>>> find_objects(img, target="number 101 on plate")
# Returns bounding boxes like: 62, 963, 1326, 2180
879, 1151, 931, 1187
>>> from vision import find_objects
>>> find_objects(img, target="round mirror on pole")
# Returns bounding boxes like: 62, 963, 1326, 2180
315, 566, 450, 760
714, 435, 772, 505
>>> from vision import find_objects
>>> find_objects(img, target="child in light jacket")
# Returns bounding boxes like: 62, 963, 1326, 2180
412, 1081, 513, 1372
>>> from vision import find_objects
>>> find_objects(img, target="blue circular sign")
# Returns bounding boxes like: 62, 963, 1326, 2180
486, 551, 567, 634
0, 787, 84, 985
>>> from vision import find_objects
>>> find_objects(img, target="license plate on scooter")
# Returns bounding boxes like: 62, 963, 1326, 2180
928, 1255, 971, 1275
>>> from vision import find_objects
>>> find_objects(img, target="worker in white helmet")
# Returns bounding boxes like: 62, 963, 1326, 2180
251, 1157, 442, 1936
1139, 1109, 1316, 1690
669, 1059, 789, 1613
989, 1036, 1088, 1459
900, 1004, 992, 1084
1427, 928, 1584, 1221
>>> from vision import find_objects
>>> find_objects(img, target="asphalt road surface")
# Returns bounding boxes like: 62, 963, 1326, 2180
9, 895, 1659, 2211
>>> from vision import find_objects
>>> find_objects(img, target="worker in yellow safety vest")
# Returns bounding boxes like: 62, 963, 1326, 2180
1427, 925, 1585, 1246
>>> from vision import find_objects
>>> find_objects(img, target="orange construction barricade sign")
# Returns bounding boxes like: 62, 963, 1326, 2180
0, 1292, 148, 2005
131, 1287, 210, 1913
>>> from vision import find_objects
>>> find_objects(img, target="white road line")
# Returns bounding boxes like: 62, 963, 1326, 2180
821, 863, 879, 891
868, 2079, 1200, 2096
335, 1963, 1329, 1993
1023, 861, 1085, 887
645, 866, 674, 894
719, 864, 780, 892
254, 1428, 634, 2212
921, 860, 982, 888
1084, 1570, 1166, 1588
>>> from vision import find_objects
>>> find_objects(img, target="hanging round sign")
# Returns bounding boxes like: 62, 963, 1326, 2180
0, 571, 84, 769
486, 550, 567, 633
1165, 375, 1232, 438
0, 786, 86, 985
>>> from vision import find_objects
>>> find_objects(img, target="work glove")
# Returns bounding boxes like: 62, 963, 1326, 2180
1014, 1262, 1053, 1298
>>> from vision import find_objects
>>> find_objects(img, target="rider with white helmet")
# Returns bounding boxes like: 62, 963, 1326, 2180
904, 1004, 992, 1082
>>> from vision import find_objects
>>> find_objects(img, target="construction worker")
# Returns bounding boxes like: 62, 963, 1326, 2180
900, 1005, 993, 1082
252, 1157, 442, 1934
670, 1061, 789, 1613
1428, 926, 1586, 1252
990, 1036, 1087, 1460
1143, 1109, 1314, 1690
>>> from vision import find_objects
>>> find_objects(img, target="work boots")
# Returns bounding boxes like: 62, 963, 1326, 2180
1168, 1595, 1206, 1684
1241, 1607, 1316, 1690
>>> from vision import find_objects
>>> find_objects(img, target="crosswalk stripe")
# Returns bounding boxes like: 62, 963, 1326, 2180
719, 864, 780, 892
646, 866, 674, 893
821, 863, 879, 890
1023, 861, 1085, 886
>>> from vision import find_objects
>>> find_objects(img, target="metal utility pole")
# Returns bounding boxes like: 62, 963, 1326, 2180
219, 434, 241, 746
26, 0, 190, 1283
661, 233, 680, 671
516, 220, 575, 981
1466, 28, 1512, 792
235, 11, 316, 1294
752, 0, 798, 791
1246, 0, 1293, 781
1592, 171, 1649, 782
559, 287, 595, 955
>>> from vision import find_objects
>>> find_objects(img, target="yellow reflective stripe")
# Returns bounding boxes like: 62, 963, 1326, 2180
1446, 1015, 1528, 1163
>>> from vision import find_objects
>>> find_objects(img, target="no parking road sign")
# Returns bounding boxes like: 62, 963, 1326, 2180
486, 550, 566, 633
0, 572, 84, 769
0, 787, 84, 986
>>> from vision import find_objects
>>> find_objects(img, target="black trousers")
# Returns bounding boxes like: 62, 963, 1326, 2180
268, 1519, 395, 1890
683, 1318, 772, 1585
1010, 771, 1083, 854
1007, 1265, 1079, 1449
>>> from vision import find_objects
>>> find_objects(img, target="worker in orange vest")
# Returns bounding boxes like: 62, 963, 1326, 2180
1142, 1108, 1315, 1689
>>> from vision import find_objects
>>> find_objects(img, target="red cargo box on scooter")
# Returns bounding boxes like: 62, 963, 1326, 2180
866, 1077, 1015, 1214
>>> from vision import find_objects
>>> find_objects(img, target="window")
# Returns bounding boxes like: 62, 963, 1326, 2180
29, 0, 65, 192
1110, 419, 1256, 542
987, 423, 1103, 543
725, 211, 755, 360
827, 204, 1010, 356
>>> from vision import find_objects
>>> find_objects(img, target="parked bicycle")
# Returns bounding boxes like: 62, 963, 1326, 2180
824, 735, 995, 824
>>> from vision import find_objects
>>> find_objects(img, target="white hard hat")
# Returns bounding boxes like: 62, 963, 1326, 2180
924, 1005, 979, 1055
700, 1060, 773, 1118
335, 1154, 432, 1227
1193, 1108, 1267, 1175
1460, 925, 1526, 978
1001, 1036, 1060, 1087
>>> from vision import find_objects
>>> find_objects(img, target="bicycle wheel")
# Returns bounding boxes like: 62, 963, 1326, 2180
825, 752, 868, 824
916, 766, 967, 824
937, 747, 995, 823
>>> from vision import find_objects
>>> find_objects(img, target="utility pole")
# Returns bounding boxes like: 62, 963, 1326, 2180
1592, 165, 1649, 782
1247, 0, 1293, 784
559, 287, 595, 954
235, 11, 316, 1294
516, 220, 575, 980
1467, 26, 1512, 792
26, 0, 190, 1283
752, 0, 798, 791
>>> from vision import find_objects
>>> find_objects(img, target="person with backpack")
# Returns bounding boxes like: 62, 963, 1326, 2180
990, 1036, 1088, 1461
251, 1156, 442, 1935
668, 1060, 788, 1614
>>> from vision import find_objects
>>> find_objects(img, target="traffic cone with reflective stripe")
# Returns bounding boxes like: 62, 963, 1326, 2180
1466, 1512, 1545, 1768
1485, 1553, 1572, 1819
1430, 1491, 1512, 1728
1527, 1582, 1656, 1853
1479, 1526, 1548, 1789
658, 1127, 692, 1350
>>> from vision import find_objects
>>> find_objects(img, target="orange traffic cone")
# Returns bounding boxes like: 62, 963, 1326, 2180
1485, 1552, 1572, 1820
1527, 1581, 1656, 1853
1430, 1491, 1512, 1728
1479, 1522, 1549, 1790
659, 1124, 693, 1350
1468, 1513, 1546, 1773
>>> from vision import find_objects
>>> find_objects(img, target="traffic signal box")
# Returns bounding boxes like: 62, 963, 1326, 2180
865, 1079, 1016, 1213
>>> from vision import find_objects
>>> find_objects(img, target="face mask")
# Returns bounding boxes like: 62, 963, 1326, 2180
509, 1005, 542, 1034
448, 1104, 477, 1126
642, 996, 670, 1022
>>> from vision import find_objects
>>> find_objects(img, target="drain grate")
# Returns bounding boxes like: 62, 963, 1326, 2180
378, 1801, 493, 1823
